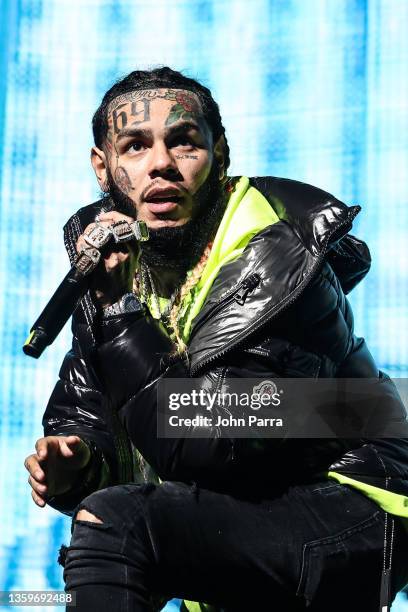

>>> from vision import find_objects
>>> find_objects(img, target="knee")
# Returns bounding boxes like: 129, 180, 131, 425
68, 485, 157, 568
75, 509, 103, 523
73, 484, 152, 528
73, 488, 112, 526
71, 488, 120, 531
70, 489, 124, 546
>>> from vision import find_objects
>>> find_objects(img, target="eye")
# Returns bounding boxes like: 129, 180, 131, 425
128, 141, 146, 153
173, 135, 194, 148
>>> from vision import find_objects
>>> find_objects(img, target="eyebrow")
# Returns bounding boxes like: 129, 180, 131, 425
115, 121, 202, 142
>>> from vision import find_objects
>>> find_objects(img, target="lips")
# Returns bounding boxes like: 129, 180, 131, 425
146, 201, 179, 213
144, 187, 183, 201
144, 187, 184, 214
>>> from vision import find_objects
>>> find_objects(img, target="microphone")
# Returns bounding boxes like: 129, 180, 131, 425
23, 219, 149, 358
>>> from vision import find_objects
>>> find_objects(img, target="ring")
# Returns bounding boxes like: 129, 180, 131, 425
130, 220, 149, 242
110, 220, 135, 243
83, 224, 112, 249
74, 246, 101, 275
110, 220, 149, 242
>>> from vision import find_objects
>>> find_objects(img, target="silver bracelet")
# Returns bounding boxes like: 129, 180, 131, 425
102, 293, 144, 318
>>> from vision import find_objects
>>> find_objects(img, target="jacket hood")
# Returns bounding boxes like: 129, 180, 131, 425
187, 178, 370, 374
250, 176, 361, 255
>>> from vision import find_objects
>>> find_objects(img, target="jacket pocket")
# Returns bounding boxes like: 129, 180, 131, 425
296, 488, 385, 605
245, 338, 322, 378
282, 344, 322, 378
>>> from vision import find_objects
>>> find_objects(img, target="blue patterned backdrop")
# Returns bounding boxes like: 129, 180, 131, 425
1, 1, 407, 610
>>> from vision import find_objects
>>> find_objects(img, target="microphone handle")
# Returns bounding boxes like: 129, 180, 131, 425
23, 266, 89, 358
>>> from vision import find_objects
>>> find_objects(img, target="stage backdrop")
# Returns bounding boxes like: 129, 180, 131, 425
0, 1, 407, 610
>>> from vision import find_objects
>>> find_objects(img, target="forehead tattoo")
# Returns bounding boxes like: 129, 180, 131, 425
106, 89, 203, 140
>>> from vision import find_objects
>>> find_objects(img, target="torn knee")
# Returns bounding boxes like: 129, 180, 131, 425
75, 508, 103, 524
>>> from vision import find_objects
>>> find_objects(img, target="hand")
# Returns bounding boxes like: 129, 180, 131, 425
77, 211, 140, 308
24, 435, 91, 507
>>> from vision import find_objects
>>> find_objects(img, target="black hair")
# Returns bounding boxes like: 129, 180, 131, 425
92, 66, 230, 169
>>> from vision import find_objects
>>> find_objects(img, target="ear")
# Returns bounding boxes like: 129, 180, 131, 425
213, 135, 226, 181
91, 146, 109, 192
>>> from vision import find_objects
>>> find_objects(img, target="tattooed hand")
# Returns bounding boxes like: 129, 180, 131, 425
76, 211, 139, 308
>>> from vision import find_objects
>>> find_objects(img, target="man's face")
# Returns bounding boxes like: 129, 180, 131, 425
92, 88, 223, 230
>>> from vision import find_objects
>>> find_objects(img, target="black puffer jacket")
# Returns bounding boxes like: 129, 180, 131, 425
43, 177, 408, 515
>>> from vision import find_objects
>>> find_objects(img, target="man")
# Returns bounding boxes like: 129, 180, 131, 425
25, 67, 408, 611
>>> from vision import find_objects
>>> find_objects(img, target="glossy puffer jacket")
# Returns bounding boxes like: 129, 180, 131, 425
43, 176, 408, 515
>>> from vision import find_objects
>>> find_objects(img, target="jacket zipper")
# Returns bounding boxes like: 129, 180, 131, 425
234, 273, 261, 305
191, 273, 262, 332
191, 208, 360, 376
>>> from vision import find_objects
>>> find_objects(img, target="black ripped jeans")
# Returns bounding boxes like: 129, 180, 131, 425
63, 480, 408, 611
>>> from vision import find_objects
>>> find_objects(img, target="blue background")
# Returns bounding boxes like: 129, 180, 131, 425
0, 0, 407, 610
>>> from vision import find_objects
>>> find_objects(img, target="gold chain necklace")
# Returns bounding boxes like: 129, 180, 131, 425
136, 241, 213, 337
139, 263, 183, 320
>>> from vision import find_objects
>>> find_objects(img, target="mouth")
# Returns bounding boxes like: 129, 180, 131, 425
144, 189, 184, 214
145, 199, 181, 213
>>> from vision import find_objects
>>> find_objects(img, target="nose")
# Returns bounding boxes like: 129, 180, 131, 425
148, 142, 180, 179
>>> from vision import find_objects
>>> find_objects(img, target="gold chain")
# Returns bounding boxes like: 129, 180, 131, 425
135, 241, 213, 342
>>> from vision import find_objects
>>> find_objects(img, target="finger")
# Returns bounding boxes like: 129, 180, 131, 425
35, 438, 50, 460
76, 219, 120, 254
76, 235, 89, 253
24, 455, 45, 480
98, 211, 134, 224
76, 223, 97, 254
28, 474, 47, 496
31, 488, 46, 508
104, 251, 130, 271
116, 251, 130, 262
59, 439, 76, 458
67, 437, 91, 466
65, 435, 82, 445
60, 435, 88, 458
83, 222, 97, 234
